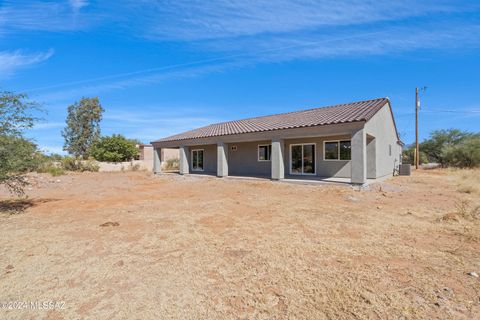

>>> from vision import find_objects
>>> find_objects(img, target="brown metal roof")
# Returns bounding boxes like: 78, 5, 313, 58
153, 97, 389, 143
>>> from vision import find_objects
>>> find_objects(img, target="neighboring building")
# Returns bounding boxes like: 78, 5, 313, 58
151, 98, 403, 184
138, 144, 179, 171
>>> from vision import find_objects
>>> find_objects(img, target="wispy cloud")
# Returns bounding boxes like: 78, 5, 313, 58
0, 49, 54, 78
69, 0, 89, 11
0, 0, 94, 33
32, 59, 246, 103
32, 122, 65, 130
126, 0, 464, 41
201, 23, 480, 62
13, 1, 480, 101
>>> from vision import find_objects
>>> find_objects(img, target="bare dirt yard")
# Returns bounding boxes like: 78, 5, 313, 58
1, 169, 479, 319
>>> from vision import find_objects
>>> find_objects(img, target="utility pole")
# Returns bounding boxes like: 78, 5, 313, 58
415, 87, 419, 169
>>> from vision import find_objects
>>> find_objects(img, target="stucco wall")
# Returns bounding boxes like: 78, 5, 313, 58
201, 135, 354, 178
227, 140, 271, 177
365, 104, 401, 178
284, 135, 352, 178
187, 144, 217, 174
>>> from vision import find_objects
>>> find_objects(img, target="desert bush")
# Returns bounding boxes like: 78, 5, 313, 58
164, 158, 179, 170
402, 146, 428, 165
441, 136, 480, 168
61, 157, 99, 172
0, 135, 40, 195
89, 134, 138, 162
0, 91, 43, 195
36, 161, 65, 176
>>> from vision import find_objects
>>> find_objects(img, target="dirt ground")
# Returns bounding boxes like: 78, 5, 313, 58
0, 169, 479, 319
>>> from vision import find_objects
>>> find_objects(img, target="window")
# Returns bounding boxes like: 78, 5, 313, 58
324, 141, 338, 160
389, 144, 392, 156
191, 149, 204, 171
324, 140, 351, 160
258, 144, 272, 161
339, 141, 351, 160
290, 143, 316, 175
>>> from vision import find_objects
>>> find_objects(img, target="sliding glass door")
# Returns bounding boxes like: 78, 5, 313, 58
290, 144, 316, 175
191, 149, 204, 171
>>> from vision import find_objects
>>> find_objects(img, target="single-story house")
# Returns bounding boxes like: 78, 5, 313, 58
151, 98, 403, 184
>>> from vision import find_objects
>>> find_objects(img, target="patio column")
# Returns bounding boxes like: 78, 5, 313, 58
217, 142, 228, 177
179, 146, 189, 175
153, 147, 161, 173
271, 139, 285, 180
351, 128, 367, 184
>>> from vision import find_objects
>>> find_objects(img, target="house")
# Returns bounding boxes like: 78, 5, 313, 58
150, 98, 403, 184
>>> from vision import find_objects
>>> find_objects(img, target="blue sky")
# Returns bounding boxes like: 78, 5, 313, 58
1, 0, 479, 154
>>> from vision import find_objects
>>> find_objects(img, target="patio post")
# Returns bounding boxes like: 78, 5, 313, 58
217, 142, 228, 177
153, 147, 161, 173
179, 146, 189, 175
351, 128, 367, 184
271, 139, 285, 180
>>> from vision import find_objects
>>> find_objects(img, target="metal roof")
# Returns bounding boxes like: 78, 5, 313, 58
153, 98, 390, 143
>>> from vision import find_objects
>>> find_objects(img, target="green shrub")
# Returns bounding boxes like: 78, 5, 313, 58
402, 146, 428, 165
61, 157, 99, 172
81, 159, 100, 172
441, 136, 480, 168
36, 161, 65, 176
61, 156, 81, 171
89, 134, 138, 162
0, 135, 39, 195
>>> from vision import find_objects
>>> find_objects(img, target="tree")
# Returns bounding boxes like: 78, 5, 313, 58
421, 129, 474, 165
0, 91, 42, 195
62, 97, 104, 158
402, 144, 428, 165
0, 136, 39, 194
89, 134, 138, 162
441, 135, 480, 168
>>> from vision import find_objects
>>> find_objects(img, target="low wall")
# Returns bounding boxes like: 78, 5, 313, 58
97, 160, 152, 172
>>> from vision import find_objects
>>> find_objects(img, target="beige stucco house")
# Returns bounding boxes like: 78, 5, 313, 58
151, 98, 403, 184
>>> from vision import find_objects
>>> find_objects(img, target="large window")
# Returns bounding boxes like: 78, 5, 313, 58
324, 140, 351, 160
258, 144, 272, 161
290, 143, 316, 175
191, 149, 204, 171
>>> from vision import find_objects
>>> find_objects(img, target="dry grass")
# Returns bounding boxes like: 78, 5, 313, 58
450, 168, 480, 195
0, 170, 479, 319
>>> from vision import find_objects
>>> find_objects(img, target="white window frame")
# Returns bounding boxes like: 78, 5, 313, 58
289, 143, 317, 175
323, 140, 351, 161
191, 149, 204, 171
257, 144, 272, 162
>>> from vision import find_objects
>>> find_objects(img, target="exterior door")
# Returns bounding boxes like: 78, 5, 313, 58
191, 149, 204, 171
290, 144, 316, 175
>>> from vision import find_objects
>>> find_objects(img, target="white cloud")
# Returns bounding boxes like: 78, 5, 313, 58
0, 49, 54, 78
200, 23, 480, 62
32, 122, 65, 130
0, 0, 94, 33
38, 146, 67, 155
69, 0, 89, 11
127, 0, 465, 41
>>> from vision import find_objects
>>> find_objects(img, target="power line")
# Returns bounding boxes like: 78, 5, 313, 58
420, 109, 480, 114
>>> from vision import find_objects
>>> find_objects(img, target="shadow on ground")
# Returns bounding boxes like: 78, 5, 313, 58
0, 198, 57, 214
